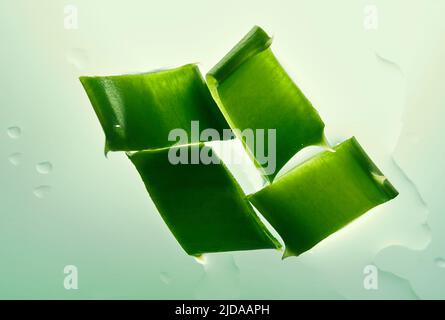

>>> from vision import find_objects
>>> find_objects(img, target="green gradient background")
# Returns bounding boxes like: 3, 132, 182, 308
1, 0, 444, 299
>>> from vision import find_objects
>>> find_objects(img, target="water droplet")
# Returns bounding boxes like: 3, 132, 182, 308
7, 126, 21, 139
160, 272, 172, 285
36, 161, 53, 174
114, 124, 121, 128
66, 48, 89, 70
8, 152, 22, 166
33, 186, 51, 199
435, 258, 445, 268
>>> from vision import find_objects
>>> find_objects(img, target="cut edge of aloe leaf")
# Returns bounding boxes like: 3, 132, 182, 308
207, 25, 272, 84
80, 63, 199, 81
348, 138, 399, 199
205, 25, 272, 138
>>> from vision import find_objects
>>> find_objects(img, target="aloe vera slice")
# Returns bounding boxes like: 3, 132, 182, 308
207, 26, 326, 180
80, 64, 228, 153
128, 143, 281, 256
249, 137, 398, 258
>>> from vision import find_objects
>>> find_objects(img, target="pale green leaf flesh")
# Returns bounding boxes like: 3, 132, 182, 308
249, 137, 399, 258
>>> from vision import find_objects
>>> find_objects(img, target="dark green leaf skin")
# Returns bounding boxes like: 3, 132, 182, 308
80, 64, 229, 153
207, 26, 326, 180
128, 144, 281, 256
249, 137, 399, 258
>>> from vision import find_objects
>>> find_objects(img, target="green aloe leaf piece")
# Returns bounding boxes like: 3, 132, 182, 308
128, 143, 281, 256
80, 64, 229, 153
249, 137, 399, 258
207, 26, 326, 180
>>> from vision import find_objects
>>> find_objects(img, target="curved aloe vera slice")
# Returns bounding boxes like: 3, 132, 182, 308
207, 26, 326, 180
80, 64, 229, 153
249, 137, 398, 258
128, 143, 281, 256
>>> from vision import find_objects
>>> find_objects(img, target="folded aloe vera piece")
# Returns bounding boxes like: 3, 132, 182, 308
207, 26, 326, 180
128, 143, 281, 256
249, 137, 398, 258
80, 64, 228, 152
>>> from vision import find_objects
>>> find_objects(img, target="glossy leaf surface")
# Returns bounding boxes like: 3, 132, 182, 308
249, 137, 399, 257
129, 144, 281, 256
80, 64, 228, 152
207, 26, 326, 180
